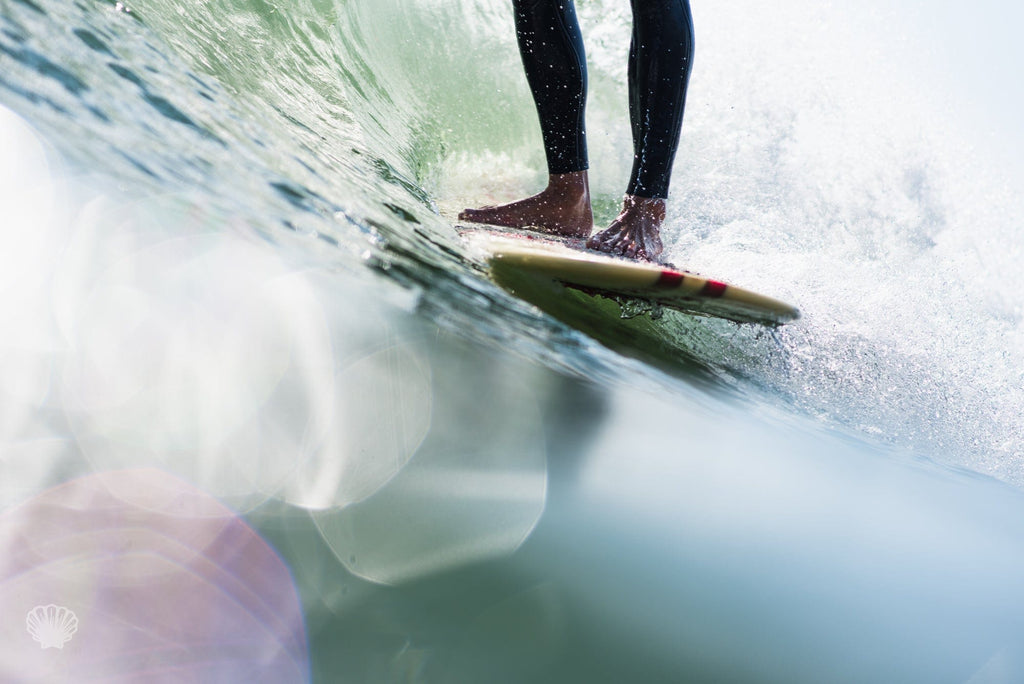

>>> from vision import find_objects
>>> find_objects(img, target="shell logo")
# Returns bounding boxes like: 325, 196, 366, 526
25, 605, 79, 650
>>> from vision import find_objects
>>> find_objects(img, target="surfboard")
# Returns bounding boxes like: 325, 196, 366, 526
461, 226, 799, 326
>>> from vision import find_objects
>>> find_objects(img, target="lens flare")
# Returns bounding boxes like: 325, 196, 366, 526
0, 469, 310, 682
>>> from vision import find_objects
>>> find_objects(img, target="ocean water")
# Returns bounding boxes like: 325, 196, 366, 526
2, 0, 1024, 681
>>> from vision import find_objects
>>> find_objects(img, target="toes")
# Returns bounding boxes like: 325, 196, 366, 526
598, 229, 622, 250
586, 217, 663, 261
459, 205, 504, 223
612, 232, 634, 256
587, 229, 613, 252
589, 227, 638, 257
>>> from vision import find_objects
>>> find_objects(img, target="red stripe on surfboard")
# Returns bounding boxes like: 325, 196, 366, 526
656, 270, 685, 288
656, 270, 727, 298
700, 280, 728, 298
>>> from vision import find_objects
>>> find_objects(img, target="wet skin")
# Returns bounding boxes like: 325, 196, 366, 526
459, 171, 666, 262
458, 171, 593, 239
587, 194, 665, 262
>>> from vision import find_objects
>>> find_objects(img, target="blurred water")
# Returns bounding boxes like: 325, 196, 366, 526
1, 0, 1024, 681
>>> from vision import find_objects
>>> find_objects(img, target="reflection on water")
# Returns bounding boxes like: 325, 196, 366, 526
311, 334, 548, 584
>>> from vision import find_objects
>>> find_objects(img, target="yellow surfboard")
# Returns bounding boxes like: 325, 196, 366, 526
462, 227, 799, 326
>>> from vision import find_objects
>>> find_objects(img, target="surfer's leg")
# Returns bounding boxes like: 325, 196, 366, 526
514, 0, 589, 177
588, 0, 694, 261
459, 0, 593, 237
626, 0, 693, 199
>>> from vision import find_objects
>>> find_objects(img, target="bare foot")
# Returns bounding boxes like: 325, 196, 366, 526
459, 171, 593, 238
586, 195, 666, 262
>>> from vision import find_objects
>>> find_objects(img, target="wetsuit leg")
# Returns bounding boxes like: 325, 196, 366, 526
511, 0, 589, 175
627, 0, 694, 199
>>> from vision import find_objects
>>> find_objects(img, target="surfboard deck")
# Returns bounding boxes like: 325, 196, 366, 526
460, 225, 799, 326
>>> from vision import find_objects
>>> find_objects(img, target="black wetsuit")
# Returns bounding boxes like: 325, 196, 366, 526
512, 0, 694, 199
